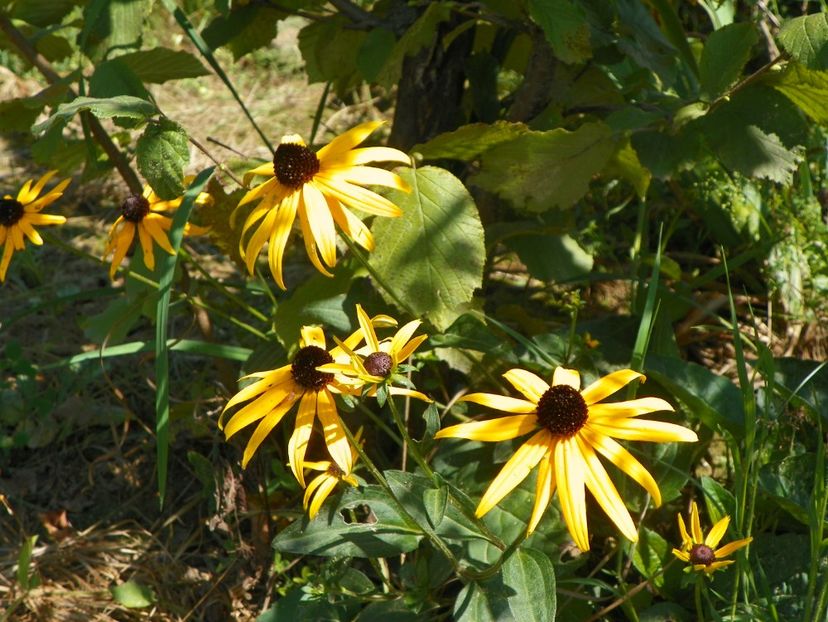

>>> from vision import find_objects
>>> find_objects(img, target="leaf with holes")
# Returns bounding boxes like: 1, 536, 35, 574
136, 119, 190, 200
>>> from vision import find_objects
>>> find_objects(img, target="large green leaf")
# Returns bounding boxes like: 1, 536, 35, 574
778, 12, 828, 71
202, 5, 282, 60
79, 0, 148, 61
528, 0, 590, 64
369, 166, 485, 330
768, 62, 828, 124
699, 22, 758, 100
89, 59, 151, 100
759, 453, 825, 525
113, 47, 209, 83
298, 16, 365, 92
32, 95, 156, 135
770, 357, 828, 418
272, 485, 423, 557
136, 119, 190, 200
12, 0, 76, 27
506, 233, 593, 282
471, 122, 616, 212
412, 121, 530, 161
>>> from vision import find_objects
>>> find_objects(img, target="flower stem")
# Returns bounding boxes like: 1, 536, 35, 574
341, 235, 415, 318
387, 395, 436, 481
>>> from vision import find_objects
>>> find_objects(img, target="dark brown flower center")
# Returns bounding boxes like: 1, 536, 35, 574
0, 197, 25, 227
536, 384, 588, 437
364, 352, 393, 377
291, 345, 334, 391
273, 142, 319, 188
689, 543, 716, 566
326, 463, 344, 478
121, 194, 150, 223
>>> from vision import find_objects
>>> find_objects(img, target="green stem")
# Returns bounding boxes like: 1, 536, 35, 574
342, 235, 415, 318
694, 579, 704, 622
387, 395, 436, 481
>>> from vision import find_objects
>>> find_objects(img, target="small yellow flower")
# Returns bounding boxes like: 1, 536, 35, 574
221, 321, 385, 485
0, 171, 69, 282
104, 183, 211, 279
318, 304, 431, 402
435, 367, 698, 550
233, 121, 410, 289
672, 501, 752, 573
302, 448, 359, 519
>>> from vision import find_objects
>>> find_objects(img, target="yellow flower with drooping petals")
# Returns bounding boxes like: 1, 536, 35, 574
104, 183, 211, 279
0, 171, 69, 282
302, 446, 360, 520
435, 367, 698, 550
672, 501, 752, 574
233, 121, 410, 289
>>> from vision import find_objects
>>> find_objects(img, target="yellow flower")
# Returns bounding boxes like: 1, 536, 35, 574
435, 367, 698, 550
302, 449, 359, 519
318, 304, 431, 402
672, 501, 752, 573
233, 121, 410, 289
221, 324, 368, 485
104, 183, 211, 280
0, 171, 69, 282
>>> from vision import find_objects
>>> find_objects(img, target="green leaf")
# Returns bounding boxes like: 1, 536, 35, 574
113, 47, 209, 83
631, 126, 703, 179
89, 59, 151, 100
16, 535, 38, 590
646, 354, 745, 434
79, 0, 149, 61
770, 357, 828, 418
298, 16, 365, 92
357, 27, 397, 82
778, 12, 828, 70
700, 475, 735, 525
505, 233, 593, 282
471, 122, 616, 212
136, 119, 190, 200
500, 548, 556, 621
768, 62, 828, 124
272, 485, 423, 557
528, 0, 591, 64
699, 22, 758, 100
603, 138, 652, 198
632, 527, 671, 589
0, 81, 71, 132
109, 580, 156, 608
759, 453, 825, 525
369, 166, 485, 330
12, 0, 76, 27
202, 5, 282, 60
412, 121, 530, 161
32, 95, 157, 135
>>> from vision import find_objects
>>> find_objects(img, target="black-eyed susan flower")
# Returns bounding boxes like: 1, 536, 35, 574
301, 445, 359, 520
0, 171, 69, 282
233, 121, 410, 289
435, 367, 698, 550
221, 324, 373, 485
672, 501, 752, 573
318, 304, 431, 402
104, 183, 211, 279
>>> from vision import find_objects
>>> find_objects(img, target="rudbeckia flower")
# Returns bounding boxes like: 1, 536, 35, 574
435, 367, 698, 550
221, 324, 371, 485
318, 304, 431, 402
233, 121, 410, 289
0, 171, 69, 282
672, 501, 752, 573
302, 446, 360, 520
104, 183, 211, 279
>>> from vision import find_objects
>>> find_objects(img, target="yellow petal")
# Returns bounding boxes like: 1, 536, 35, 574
0, 235, 15, 282
503, 369, 549, 403
27, 213, 66, 226
458, 392, 538, 414
389, 320, 422, 360
690, 502, 703, 544
246, 161, 275, 178
302, 182, 338, 267
316, 120, 384, 163
303, 472, 328, 507
267, 190, 299, 289
580, 427, 662, 506
325, 165, 408, 190
317, 389, 352, 475
435, 414, 538, 441
587, 418, 698, 443
476, 429, 550, 516
239, 177, 279, 208
356, 304, 380, 352
587, 397, 674, 420
17, 220, 43, 245
327, 199, 374, 251
313, 175, 402, 217
324, 146, 411, 168
671, 548, 690, 562
244, 206, 279, 275
677, 513, 691, 547
555, 437, 590, 551
296, 196, 334, 277
387, 387, 432, 402
705, 515, 730, 548
289, 392, 316, 487
714, 536, 752, 559
580, 369, 644, 405
18, 170, 56, 204
137, 223, 156, 270
394, 334, 427, 365
575, 435, 638, 543
221, 366, 292, 418
552, 367, 580, 389
241, 405, 292, 468
300, 325, 326, 349
308, 474, 340, 519
142, 216, 175, 255
107, 223, 134, 280
224, 385, 296, 439
527, 449, 556, 535
705, 560, 734, 572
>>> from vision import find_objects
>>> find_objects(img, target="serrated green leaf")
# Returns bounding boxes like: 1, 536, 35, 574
89, 59, 151, 100
528, 0, 591, 64
136, 119, 190, 200
412, 121, 530, 161
298, 16, 365, 92
471, 122, 615, 212
113, 47, 209, 83
778, 12, 828, 70
699, 22, 758, 100
202, 5, 282, 60
32, 96, 156, 135
603, 138, 651, 198
369, 167, 485, 330
12, 0, 76, 27
79, 0, 149, 61
110, 580, 156, 608
768, 62, 828, 123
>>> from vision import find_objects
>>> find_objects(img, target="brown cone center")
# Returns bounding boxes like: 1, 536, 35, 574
0, 197, 25, 227
689, 543, 716, 566
536, 384, 588, 437
273, 142, 319, 188
121, 194, 150, 223
364, 352, 393, 377
291, 345, 334, 391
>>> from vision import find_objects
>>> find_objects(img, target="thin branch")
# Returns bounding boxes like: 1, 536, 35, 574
189, 136, 246, 188
328, 0, 380, 27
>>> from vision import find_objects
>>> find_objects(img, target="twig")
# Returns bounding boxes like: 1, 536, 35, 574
189, 136, 246, 188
